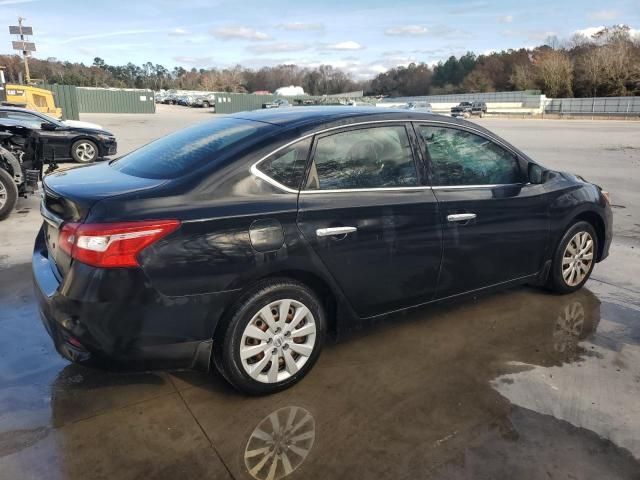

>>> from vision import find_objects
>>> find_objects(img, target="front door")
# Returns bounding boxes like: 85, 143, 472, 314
296, 123, 442, 318
415, 123, 549, 299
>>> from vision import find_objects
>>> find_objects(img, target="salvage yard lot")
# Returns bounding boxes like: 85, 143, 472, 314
1, 106, 639, 479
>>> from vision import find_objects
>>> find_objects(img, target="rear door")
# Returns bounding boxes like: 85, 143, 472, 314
296, 123, 442, 318
415, 123, 549, 299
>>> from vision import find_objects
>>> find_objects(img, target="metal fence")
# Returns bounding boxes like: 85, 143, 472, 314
545, 97, 640, 116
380, 90, 543, 105
42, 84, 80, 120
77, 88, 156, 114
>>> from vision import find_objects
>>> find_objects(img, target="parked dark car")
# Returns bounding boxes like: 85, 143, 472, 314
0, 107, 117, 163
451, 101, 487, 118
33, 107, 612, 395
263, 98, 290, 109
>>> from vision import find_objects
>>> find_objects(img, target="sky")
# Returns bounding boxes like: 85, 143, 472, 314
1, 0, 639, 79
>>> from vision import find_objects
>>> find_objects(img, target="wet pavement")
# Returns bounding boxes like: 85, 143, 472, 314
1, 258, 639, 479
1, 114, 639, 479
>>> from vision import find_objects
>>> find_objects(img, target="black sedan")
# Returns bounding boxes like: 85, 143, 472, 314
33, 107, 612, 394
0, 107, 117, 163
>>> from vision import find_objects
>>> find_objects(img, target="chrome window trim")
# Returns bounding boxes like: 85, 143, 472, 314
431, 182, 528, 190
250, 118, 522, 194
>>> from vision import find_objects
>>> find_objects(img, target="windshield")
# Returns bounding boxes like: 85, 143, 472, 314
110, 117, 262, 179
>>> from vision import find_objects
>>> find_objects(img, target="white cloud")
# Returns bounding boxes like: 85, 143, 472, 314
574, 25, 640, 39
168, 27, 189, 36
211, 26, 271, 41
277, 22, 324, 31
588, 10, 619, 21
0, 0, 38, 4
58, 29, 162, 45
497, 15, 513, 24
322, 41, 363, 51
384, 25, 428, 36
246, 42, 309, 54
574, 26, 606, 38
173, 56, 215, 65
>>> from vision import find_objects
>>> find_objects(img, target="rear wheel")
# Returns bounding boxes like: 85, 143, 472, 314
71, 140, 98, 163
547, 221, 598, 294
214, 278, 325, 395
202, 101, 210, 108
0, 168, 18, 221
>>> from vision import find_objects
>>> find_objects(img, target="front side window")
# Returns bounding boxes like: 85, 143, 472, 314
419, 126, 524, 186
257, 138, 311, 190
306, 125, 418, 190
6, 112, 43, 128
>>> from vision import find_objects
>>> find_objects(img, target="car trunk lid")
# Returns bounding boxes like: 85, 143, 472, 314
41, 162, 166, 277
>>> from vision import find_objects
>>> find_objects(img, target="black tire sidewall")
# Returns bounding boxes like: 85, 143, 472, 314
550, 221, 598, 294
71, 140, 98, 163
0, 169, 19, 220
217, 279, 326, 395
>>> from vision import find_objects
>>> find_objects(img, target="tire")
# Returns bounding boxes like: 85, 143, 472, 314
202, 101, 210, 108
479, 111, 485, 118
71, 139, 99, 163
547, 221, 598, 294
0, 168, 19, 221
214, 278, 326, 395
463, 112, 470, 119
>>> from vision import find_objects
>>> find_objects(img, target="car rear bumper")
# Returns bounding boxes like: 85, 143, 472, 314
32, 226, 236, 371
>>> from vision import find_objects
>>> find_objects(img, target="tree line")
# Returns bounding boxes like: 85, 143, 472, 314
1, 25, 638, 98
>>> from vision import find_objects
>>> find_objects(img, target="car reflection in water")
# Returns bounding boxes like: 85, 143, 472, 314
244, 406, 315, 480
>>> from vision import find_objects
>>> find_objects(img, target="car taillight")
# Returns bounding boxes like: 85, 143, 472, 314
58, 220, 180, 268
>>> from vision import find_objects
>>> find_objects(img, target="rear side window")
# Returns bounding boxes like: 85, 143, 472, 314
419, 126, 524, 186
111, 118, 260, 179
256, 138, 311, 189
305, 125, 418, 190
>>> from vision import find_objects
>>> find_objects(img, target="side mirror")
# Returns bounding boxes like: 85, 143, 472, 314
528, 163, 545, 184
41, 122, 57, 131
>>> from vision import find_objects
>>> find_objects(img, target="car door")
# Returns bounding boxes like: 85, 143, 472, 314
415, 123, 549, 299
296, 123, 442, 318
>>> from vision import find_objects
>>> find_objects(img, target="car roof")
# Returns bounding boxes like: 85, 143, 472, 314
0, 106, 38, 113
229, 106, 473, 130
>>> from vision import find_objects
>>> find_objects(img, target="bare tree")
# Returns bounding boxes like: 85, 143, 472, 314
535, 50, 573, 97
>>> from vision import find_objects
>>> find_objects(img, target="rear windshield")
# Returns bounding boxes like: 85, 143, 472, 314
110, 117, 261, 179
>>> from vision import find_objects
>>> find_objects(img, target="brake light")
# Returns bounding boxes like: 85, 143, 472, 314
58, 220, 180, 268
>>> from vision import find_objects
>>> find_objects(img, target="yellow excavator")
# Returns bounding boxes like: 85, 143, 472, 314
4, 84, 62, 119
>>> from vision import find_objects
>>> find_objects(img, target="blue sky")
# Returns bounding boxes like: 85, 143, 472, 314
2, 0, 639, 78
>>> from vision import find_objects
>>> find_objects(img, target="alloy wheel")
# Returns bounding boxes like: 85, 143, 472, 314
0, 181, 6, 209
562, 231, 594, 287
240, 299, 317, 384
75, 142, 96, 162
244, 406, 315, 480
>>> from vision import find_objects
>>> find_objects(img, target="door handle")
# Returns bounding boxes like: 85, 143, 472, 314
316, 226, 357, 237
447, 213, 477, 223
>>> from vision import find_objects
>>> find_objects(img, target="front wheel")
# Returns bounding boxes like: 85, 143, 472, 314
547, 221, 598, 294
0, 168, 19, 220
71, 140, 98, 163
214, 278, 326, 395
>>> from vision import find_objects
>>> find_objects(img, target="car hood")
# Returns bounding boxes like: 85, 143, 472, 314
63, 119, 104, 130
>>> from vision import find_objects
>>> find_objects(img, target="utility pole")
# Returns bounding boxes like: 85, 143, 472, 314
9, 18, 35, 84
19, 17, 30, 83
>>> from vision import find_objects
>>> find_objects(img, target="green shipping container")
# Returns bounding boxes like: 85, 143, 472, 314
76, 88, 156, 114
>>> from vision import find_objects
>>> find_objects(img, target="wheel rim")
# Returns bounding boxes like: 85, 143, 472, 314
552, 301, 585, 354
75, 142, 96, 161
244, 406, 315, 480
0, 181, 6, 209
562, 231, 594, 287
240, 299, 317, 384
